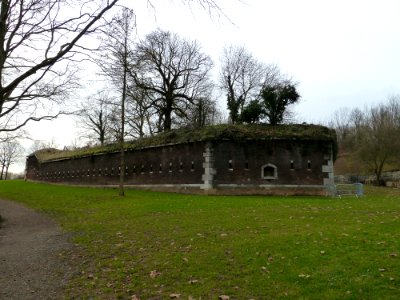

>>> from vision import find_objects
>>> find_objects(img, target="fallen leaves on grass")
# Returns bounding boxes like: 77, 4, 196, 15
298, 274, 311, 278
169, 293, 181, 298
261, 266, 269, 273
149, 270, 161, 278
219, 295, 230, 300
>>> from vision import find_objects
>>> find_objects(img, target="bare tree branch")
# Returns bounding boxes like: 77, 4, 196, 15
0, 0, 119, 132
132, 29, 213, 131
219, 45, 280, 124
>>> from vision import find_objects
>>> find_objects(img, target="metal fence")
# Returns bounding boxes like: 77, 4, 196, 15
328, 183, 364, 198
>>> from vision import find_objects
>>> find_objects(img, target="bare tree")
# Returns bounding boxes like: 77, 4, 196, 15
125, 87, 156, 138
219, 45, 280, 124
78, 91, 113, 146
0, 0, 230, 133
346, 97, 400, 185
99, 87, 156, 141
106, 104, 124, 143
329, 107, 352, 146
183, 92, 222, 128
0, 138, 23, 179
0, 0, 120, 133
98, 7, 137, 196
132, 29, 214, 131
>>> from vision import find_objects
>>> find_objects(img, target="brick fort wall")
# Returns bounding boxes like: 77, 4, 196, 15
26, 139, 334, 195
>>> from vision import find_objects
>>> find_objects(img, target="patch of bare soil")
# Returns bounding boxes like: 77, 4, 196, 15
0, 199, 74, 300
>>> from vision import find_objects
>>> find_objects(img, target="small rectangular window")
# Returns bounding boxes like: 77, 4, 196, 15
228, 159, 233, 170
150, 164, 153, 173
169, 162, 172, 172
159, 163, 162, 173
191, 161, 195, 171
307, 160, 311, 170
179, 162, 183, 172
245, 161, 249, 170
290, 160, 294, 170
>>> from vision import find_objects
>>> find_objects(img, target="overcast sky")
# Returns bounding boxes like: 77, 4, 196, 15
14, 0, 400, 171
127, 0, 400, 121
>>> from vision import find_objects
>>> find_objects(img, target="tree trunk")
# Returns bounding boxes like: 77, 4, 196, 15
163, 103, 173, 131
4, 164, 9, 180
139, 114, 145, 138
100, 130, 105, 146
118, 36, 128, 197
119, 100, 126, 196
375, 159, 386, 186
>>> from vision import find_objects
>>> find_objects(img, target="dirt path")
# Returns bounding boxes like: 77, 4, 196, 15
0, 199, 74, 300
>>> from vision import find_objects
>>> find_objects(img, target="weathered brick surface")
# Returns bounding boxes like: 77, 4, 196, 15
28, 143, 204, 185
26, 139, 334, 195
212, 140, 329, 185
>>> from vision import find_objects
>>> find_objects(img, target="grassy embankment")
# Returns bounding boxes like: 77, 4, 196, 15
33, 123, 337, 162
0, 181, 399, 299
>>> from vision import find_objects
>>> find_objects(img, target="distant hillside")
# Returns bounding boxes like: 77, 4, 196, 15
334, 148, 400, 175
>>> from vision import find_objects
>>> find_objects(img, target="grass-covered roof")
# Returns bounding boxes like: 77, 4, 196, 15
33, 124, 337, 162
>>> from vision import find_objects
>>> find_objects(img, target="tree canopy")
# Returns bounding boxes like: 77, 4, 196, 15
132, 29, 214, 131
261, 83, 300, 125
219, 46, 279, 124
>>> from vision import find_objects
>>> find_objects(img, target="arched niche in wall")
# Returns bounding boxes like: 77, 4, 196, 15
261, 163, 278, 180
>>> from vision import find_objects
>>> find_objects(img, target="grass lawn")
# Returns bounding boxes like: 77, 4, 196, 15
0, 181, 399, 299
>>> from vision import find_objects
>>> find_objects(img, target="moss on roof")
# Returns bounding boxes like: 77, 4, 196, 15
33, 124, 337, 163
